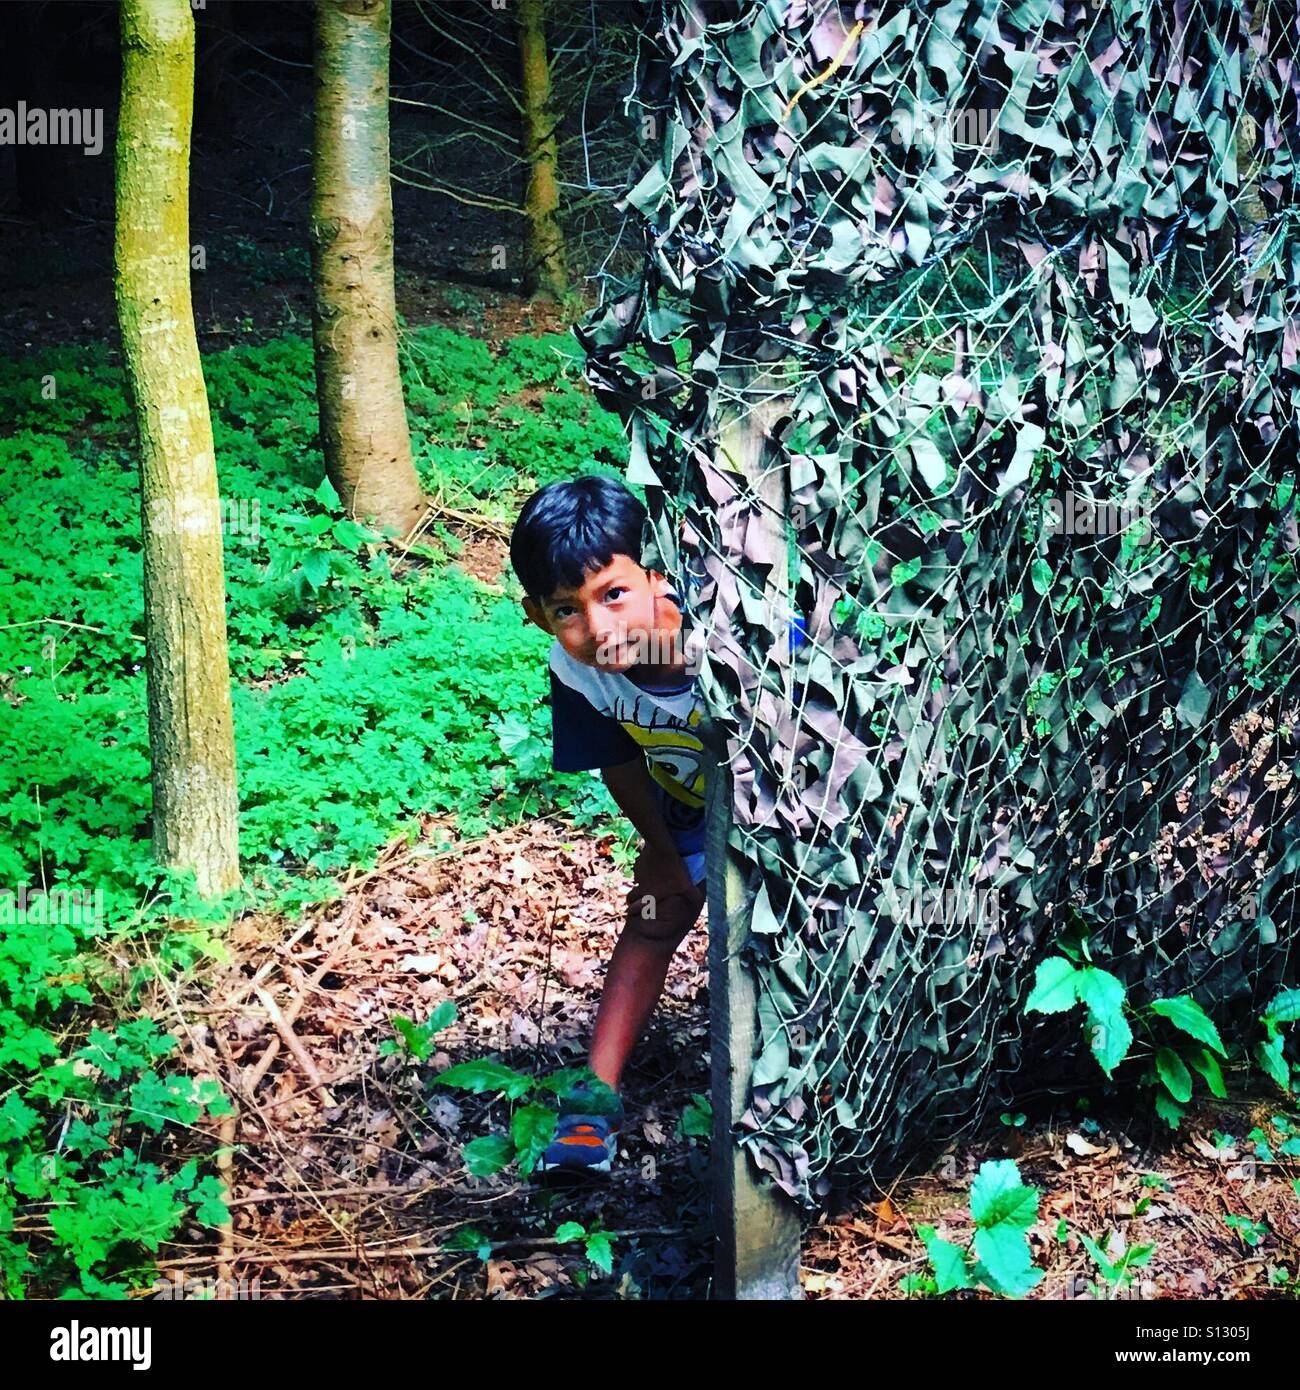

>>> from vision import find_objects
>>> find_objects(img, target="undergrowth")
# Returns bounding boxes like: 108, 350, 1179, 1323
0, 320, 631, 1295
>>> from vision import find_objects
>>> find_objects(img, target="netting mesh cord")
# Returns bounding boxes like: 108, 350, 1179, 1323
573, 0, 1300, 1208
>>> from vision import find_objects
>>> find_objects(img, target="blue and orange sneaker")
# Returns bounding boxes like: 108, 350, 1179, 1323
536, 1083, 626, 1176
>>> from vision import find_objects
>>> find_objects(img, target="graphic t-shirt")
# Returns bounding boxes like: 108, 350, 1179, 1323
548, 638, 708, 886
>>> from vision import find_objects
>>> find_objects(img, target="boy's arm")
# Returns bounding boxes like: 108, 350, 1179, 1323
601, 755, 698, 896
601, 753, 676, 855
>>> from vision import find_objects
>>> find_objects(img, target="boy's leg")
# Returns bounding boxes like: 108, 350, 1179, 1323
587, 878, 707, 1093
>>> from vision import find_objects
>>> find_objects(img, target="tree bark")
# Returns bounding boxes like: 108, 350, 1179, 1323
705, 363, 804, 1300
518, 0, 571, 301
310, 0, 426, 536
114, 0, 240, 900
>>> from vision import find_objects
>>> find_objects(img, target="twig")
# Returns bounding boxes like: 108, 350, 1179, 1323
0, 617, 145, 643
253, 986, 336, 1107
156, 1224, 688, 1270
245, 892, 362, 1087
216, 1111, 237, 1294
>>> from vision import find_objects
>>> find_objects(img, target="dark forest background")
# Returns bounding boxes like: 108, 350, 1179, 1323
0, 0, 647, 349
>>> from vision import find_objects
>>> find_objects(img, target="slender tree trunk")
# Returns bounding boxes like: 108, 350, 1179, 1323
706, 363, 803, 1299
518, 0, 571, 301
114, 0, 239, 900
310, 0, 426, 537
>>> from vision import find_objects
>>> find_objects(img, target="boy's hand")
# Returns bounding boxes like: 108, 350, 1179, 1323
631, 841, 699, 900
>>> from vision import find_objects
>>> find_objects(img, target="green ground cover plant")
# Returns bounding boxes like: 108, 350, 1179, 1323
0, 321, 632, 1295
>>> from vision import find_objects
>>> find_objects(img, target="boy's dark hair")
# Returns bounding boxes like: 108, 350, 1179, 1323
509, 475, 648, 602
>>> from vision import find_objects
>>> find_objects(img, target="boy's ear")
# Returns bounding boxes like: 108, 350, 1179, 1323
521, 596, 552, 633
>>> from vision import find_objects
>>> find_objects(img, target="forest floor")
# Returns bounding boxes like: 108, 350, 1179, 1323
145, 801, 1300, 1301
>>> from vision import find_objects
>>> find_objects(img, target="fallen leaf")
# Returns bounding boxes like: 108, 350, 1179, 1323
403, 954, 442, 972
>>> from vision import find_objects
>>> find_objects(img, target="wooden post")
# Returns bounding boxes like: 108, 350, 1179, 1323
702, 362, 803, 1299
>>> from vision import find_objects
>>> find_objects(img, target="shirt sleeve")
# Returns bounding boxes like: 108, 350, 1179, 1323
549, 668, 642, 772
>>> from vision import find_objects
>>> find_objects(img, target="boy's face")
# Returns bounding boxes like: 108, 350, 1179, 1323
522, 553, 680, 673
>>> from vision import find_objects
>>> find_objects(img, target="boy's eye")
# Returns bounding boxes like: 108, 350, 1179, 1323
605, 587, 626, 601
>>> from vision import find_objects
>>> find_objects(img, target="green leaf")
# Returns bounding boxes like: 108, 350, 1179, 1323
1078, 1231, 1118, 1283
1024, 957, 1079, 1015
190, 1176, 230, 1227
1150, 996, 1226, 1057
332, 518, 374, 548
1153, 1089, 1186, 1130
301, 550, 331, 590
536, 1066, 599, 1097
313, 475, 340, 508
1076, 966, 1133, 1076
554, 1222, 586, 1242
392, 1015, 432, 1060
973, 1224, 1043, 1298
433, 1059, 532, 1100
1255, 1032, 1291, 1092
1086, 1007, 1133, 1078
427, 999, 457, 1034
970, 1159, 1039, 1230
443, 1227, 493, 1260
1187, 1047, 1228, 1099
1262, 989, 1300, 1026
918, 1227, 971, 1293
510, 1103, 558, 1177
462, 1134, 514, 1177
1155, 1047, 1193, 1102
584, 1231, 614, 1274
1075, 967, 1126, 1020
1030, 558, 1052, 597
679, 1092, 712, 1138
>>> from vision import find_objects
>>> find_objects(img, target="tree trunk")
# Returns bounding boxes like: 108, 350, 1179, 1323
310, 0, 426, 537
705, 363, 804, 1300
114, 0, 240, 900
518, 0, 571, 301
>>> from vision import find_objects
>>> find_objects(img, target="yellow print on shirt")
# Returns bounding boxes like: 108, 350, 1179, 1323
616, 705, 705, 809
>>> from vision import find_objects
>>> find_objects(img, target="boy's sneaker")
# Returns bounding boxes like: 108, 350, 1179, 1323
536, 1083, 625, 1175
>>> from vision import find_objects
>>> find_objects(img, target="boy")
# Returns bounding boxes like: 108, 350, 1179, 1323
509, 474, 709, 1174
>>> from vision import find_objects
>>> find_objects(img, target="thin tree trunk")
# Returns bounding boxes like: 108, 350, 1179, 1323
114, 0, 239, 900
518, 0, 571, 301
706, 363, 804, 1300
310, 0, 426, 537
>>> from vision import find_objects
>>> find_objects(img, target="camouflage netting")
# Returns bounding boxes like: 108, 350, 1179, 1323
573, 0, 1300, 1209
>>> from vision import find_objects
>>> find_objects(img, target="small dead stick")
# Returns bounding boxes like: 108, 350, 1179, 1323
156, 1225, 688, 1270
215, 1111, 237, 1295
529, 892, 559, 1079
245, 898, 361, 1090
252, 986, 337, 1107
218, 918, 317, 1016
